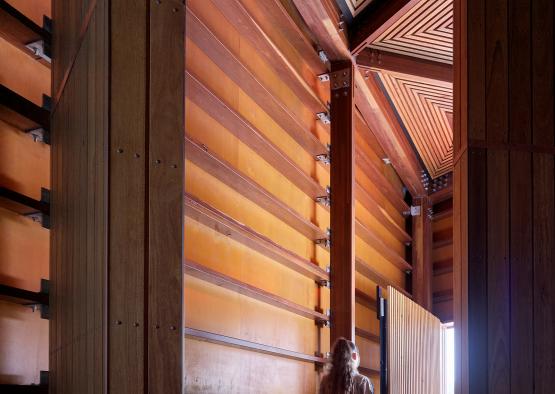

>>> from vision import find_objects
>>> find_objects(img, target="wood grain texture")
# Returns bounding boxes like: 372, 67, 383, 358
412, 197, 432, 310
147, 1, 184, 392
108, 0, 147, 391
50, 1, 108, 392
387, 286, 443, 394
367, 0, 453, 64
330, 61, 356, 342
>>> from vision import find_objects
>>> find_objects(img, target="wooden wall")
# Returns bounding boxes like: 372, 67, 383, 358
454, 0, 555, 392
184, 0, 411, 391
0, 0, 51, 385
51, 0, 184, 392
432, 197, 453, 323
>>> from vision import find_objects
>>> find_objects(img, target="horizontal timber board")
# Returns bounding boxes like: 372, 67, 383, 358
355, 182, 411, 243
355, 146, 409, 213
184, 193, 328, 281
0, 83, 50, 131
356, 219, 411, 271
186, 7, 327, 158
0, 0, 51, 64
355, 288, 377, 311
185, 135, 327, 241
209, 0, 327, 114
0, 283, 49, 305
185, 327, 327, 364
186, 72, 326, 200
355, 257, 412, 298
185, 259, 328, 322
355, 327, 380, 343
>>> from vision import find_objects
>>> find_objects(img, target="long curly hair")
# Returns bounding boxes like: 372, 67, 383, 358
323, 337, 359, 393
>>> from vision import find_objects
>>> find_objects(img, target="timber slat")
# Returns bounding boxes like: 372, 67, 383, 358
355, 288, 377, 311
0, 385, 48, 393
355, 257, 412, 299
186, 135, 327, 241
186, 73, 326, 200
355, 182, 411, 243
209, 0, 328, 115
0, 84, 50, 132
0, 283, 49, 306
0, 0, 51, 64
355, 147, 409, 214
186, 8, 328, 158
355, 327, 380, 343
185, 259, 328, 322
185, 193, 328, 281
0, 187, 49, 216
185, 327, 328, 364
356, 219, 412, 271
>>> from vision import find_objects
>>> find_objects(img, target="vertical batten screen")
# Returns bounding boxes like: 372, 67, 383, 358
387, 286, 444, 394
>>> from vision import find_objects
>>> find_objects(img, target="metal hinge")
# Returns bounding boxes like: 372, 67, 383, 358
316, 112, 330, 125
317, 73, 330, 82
404, 205, 421, 217
316, 279, 330, 288
26, 40, 51, 63
315, 186, 331, 207
318, 50, 329, 64
315, 228, 331, 248
315, 144, 331, 165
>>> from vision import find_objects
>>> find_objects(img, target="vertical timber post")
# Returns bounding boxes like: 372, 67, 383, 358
330, 60, 355, 343
412, 196, 433, 310
51, 0, 185, 392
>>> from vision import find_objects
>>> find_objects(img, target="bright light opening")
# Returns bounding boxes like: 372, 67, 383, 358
443, 322, 455, 394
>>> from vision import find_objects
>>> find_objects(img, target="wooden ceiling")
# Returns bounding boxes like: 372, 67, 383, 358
368, 0, 453, 64
352, 0, 453, 180
375, 70, 453, 178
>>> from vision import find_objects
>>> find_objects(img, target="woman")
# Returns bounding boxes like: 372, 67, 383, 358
319, 338, 374, 394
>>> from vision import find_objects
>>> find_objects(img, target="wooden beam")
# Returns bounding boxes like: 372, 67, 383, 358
330, 61, 356, 342
433, 258, 454, 276
355, 182, 411, 244
0, 187, 49, 216
0, 283, 49, 306
356, 219, 412, 271
433, 228, 453, 248
0, 0, 51, 65
349, 0, 419, 55
355, 257, 412, 298
355, 327, 380, 343
185, 260, 329, 323
355, 288, 377, 311
185, 136, 327, 242
429, 185, 453, 205
412, 196, 433, 310
185, 194, 329, 281
0, 84, 50, 134
186, 72, 326, 200
186, 7, 328, 159
209, 0, 327, 114
289, 0, 350, 61
185, 327, 327, 364
357, 48, 453, 83
355, 72, 426, 196
289, 0, 426, 196
355, 147, 409, 214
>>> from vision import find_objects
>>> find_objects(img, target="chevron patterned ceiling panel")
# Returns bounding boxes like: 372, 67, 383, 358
376, 70, 453, 178
368, 0, 453, 64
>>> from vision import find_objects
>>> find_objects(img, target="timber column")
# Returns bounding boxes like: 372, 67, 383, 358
454, 0, 555, 392
329, 60, 356, 343
50, 0, 184, 392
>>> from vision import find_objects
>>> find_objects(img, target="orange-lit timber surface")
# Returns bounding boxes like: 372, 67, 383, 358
184, 0, 411, 391
0, 0, 51, 385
